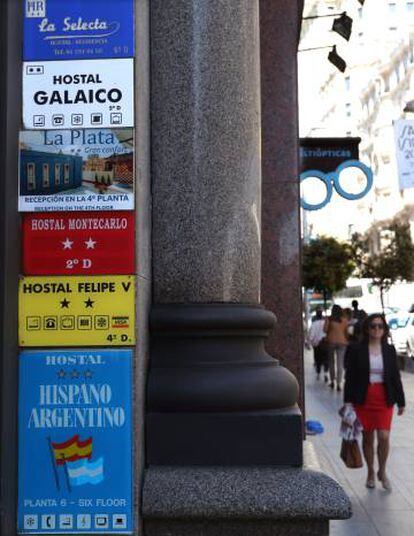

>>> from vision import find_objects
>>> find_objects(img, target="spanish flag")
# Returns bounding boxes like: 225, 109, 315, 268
51, 434, 92, 465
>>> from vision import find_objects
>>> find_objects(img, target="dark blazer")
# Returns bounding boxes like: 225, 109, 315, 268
344, 342, 405, 407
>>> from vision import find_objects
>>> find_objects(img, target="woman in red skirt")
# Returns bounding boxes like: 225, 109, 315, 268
344, 314, 405, 490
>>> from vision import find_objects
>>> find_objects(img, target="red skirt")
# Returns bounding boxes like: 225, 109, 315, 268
354, 383, 394, 432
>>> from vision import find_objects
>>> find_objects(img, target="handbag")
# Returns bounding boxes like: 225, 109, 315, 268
340, 439, 363, 469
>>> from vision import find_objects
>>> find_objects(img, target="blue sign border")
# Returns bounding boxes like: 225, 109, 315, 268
18, 349, 133, 534
23, 0, 134, 61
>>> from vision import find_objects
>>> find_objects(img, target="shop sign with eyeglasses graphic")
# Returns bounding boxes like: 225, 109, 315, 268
300, 160, 373, 211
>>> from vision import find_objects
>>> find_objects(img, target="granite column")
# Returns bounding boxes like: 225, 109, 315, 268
143, 1, 350, 534
146, 0, 301, 468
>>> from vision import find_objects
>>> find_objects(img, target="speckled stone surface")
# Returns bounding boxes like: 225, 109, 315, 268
142, 465, 351, 522
151, 0, 261, 304
260, 0, 305, 412
142, 442, 351, 535
144, 519, 328, 536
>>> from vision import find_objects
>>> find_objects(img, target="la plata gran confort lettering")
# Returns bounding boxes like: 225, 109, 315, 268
33, 72, 122, 105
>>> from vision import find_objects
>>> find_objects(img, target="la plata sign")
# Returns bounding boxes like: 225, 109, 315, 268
19, 129, 135, 212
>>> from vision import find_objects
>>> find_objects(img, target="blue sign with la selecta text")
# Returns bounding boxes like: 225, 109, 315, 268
18, 349, 133, 534
23, 0, 134, 61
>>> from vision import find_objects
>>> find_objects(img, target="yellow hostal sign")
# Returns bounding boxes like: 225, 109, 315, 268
19, 276, 135, 346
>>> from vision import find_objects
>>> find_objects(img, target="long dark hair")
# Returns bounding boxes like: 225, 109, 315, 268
360, 313, 389, 344
330, 304, 343, 323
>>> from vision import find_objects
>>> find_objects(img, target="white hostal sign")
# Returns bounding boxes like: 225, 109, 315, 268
23, 58, 134, 130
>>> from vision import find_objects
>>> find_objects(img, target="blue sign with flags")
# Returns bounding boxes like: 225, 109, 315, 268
23, 0, 134, 61
18, 349, 133, 534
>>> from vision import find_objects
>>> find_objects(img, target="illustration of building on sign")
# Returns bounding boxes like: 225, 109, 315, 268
20, 150, 83, 195
83, 153, 133, 191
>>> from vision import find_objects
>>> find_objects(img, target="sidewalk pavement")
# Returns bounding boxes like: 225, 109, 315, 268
304, 348, 414, 536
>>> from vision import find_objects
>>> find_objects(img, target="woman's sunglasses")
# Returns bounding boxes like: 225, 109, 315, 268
369, 322, 384, 330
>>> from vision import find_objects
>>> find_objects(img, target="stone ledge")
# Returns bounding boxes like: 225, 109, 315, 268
144, 519, 328, 536
142, 463, 351, 521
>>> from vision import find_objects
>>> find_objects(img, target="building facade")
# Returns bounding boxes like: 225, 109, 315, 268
299, 0, 414, 243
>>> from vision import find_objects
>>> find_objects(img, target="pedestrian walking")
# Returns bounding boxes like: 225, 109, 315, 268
324, 304, 349, 391
349, 299, 367, 343
308, 307, 329, 382
344, 314, 405, 491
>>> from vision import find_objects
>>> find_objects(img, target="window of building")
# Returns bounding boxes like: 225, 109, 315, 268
64, 163, 70, 184
389, 26, 398, 32
388, 2, 397, 13
358, 7, 363, 18
407, 2, 414, 12
27, 163, 36, 191
345, 76, 350, 91
42, 163, 50, 188
346, 103, 352, 117
54, 163, 61, 185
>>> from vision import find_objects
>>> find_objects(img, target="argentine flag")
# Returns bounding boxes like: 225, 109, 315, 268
67, 457, 104, 486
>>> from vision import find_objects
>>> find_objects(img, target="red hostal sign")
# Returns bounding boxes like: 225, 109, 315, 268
22, 212, 135, 275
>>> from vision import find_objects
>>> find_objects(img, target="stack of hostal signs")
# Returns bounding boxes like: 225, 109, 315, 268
18, 1, 135, 534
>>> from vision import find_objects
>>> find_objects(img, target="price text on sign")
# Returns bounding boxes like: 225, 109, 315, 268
18, 349, 133, 535
23, 59, 134, 130
23, 0, 134, 61
19, 276, 135, 347
22, 212, 135, 275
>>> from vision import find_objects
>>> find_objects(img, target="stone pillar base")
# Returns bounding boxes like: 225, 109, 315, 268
145, 519, 328, 536
147, 408, 302, 466
147, 304, 302, 466
142, 451, 351, 536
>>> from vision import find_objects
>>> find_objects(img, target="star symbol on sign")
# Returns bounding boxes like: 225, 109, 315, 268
85, 237, 97, 249
62, 238, 74, 250
84, 298, 94, 308
60, 298, 70, 308
71, 369, 80, 379
57, 369, 66, 379
84, 369, 93, 379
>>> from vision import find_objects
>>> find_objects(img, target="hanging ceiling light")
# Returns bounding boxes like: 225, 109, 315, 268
328, 46, 347, 72
332, 12, 353, 41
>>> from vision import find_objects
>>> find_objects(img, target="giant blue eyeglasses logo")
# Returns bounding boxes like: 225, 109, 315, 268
300, 160, 373, 210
